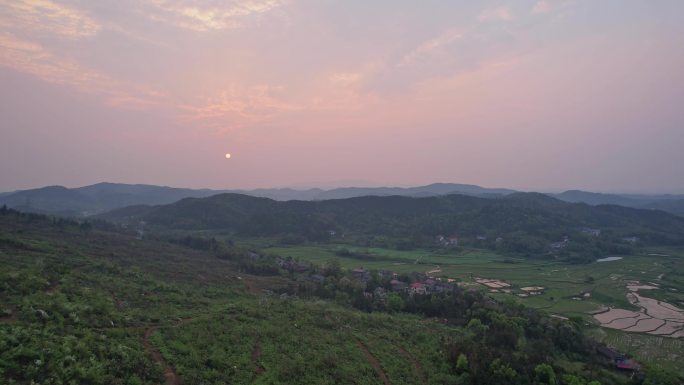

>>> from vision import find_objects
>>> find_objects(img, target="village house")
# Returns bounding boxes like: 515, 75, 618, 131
424, 278, 437, 292
351, 268, 371, 282
581, 227, 601, 236
309, 274, 326, 284
377, 270, 395, 280
436, 281, 455, 292
436, 235, 459, 247
596, 346, 641, 371
622, 236, 639, 244
277, 257, 310, 273
390, 279, 408, 292
409, 282, 427, 296
410, 272, 428, 283
551, 236, 570, 249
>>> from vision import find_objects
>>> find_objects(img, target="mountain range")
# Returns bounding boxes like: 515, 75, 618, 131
98, 192, 684, 260
1, 182, 683, 217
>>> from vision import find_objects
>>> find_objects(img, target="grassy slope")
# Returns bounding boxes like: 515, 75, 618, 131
4, 211, 683, 383
0, 212, 623, 385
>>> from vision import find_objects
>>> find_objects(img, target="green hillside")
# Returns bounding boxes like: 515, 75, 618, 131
2, 208, 673, 385
99, 193, 684, 263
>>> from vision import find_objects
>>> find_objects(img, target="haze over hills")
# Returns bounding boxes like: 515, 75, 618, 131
3, 182, 684, 218
0, 182, 515, 216
98, 191, 684, 263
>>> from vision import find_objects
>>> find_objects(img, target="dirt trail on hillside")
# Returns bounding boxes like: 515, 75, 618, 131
144, 326, 181, 385
251, 338, 265, 376
397, 346, 426, 383
109, 290, 124, 309
0, 305, 19, 324
356, 339, 391, 385
45, 281, 60, 294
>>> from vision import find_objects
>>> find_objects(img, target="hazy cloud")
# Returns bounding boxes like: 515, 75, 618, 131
399, 28, 463, 67
145, 0, 287, 31
0, 0, 100, 38
0, 33, 164, 109
478, 6, 513, 22
532, 1, 551, 14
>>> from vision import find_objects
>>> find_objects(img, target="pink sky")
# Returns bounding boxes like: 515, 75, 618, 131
1, 0, 683, 192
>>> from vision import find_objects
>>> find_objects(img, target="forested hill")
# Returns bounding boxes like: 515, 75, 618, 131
98, 192, 684, 251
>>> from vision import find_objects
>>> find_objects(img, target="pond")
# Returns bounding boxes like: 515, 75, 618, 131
596, 256, 623, 263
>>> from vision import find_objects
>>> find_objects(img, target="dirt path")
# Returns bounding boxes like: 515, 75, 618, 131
356, 339, 391, 385
143, 326, 181, 385
45, 281, 60, 295
251, 338, 265, 376
108, 290, 124, 309
0, 305, 19, 324
397, 346, 425, 383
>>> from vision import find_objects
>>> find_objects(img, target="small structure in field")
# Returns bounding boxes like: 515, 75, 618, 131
475, 277, 511, 289
520, 286, 545, 296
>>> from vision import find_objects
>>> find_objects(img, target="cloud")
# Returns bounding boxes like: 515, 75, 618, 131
0, 33, 164, 109
532, 1, 551, 14
399, 28, 463, 67
145, 0, 287, 31
478, 6, 513, 22
329, 72, 362, 86
0, 0, 100, 38
178, 85, 301, 130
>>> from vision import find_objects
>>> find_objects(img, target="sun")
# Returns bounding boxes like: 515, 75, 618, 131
225, 153, 232, 159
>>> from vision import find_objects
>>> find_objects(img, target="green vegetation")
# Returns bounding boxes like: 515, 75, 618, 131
3, 208, 680, 384
99, 192, 684, 263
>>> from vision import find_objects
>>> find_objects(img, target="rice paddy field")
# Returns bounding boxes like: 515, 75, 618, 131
251, 241, 684, 374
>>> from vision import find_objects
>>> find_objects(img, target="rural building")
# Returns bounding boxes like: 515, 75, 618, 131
436, 235, 459, 247
378, 270, 395, 280
622, 236, 639, 244
409, 282, 427, 295
351, 268, 371, 282
309, 274, 326, 284
390, 279, 407, 292
582, 227, 601, 236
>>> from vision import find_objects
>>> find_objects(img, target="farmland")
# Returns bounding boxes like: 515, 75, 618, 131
252, 241, 684, 373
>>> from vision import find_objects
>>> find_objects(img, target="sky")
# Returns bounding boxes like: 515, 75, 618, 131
1, 0, 683, 193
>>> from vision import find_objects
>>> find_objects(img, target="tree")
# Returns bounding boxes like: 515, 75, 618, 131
456, 353, 468, 373
488, 359, 517, 384
326, 259, 342, 277
466, 318, 487, 340
534, 363, 557, 385
386, 293, 404, 313
643, 366, 681, 385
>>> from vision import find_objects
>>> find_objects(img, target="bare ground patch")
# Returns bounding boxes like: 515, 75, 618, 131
356, 339, 391, 385
143, 326, 181, 385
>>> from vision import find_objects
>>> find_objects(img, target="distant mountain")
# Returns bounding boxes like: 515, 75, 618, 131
552, 190, 643, 207
99, 192, 684, 255
3, 182, 683, 218
0, 183, 228, 216
551, 190, 684, 217
644, 199, 684, 217
231, 187, 325, 201
0, 186, 98, 216
312, 183, 516, 200
0, 182, 516, 216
